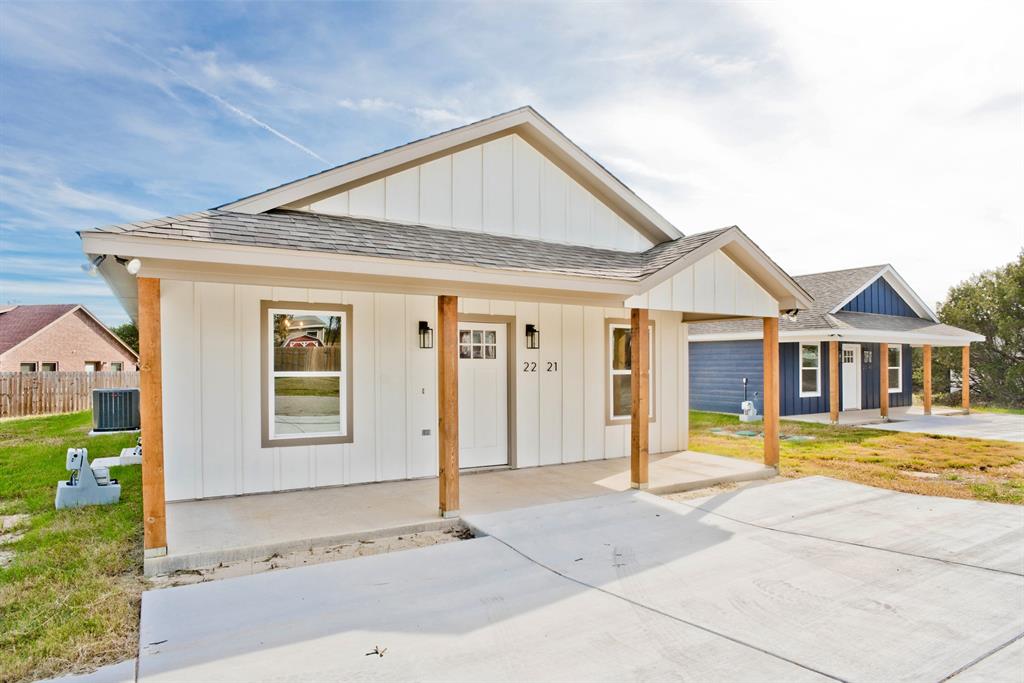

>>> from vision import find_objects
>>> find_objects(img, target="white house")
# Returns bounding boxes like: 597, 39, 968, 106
80, 107, 812, 562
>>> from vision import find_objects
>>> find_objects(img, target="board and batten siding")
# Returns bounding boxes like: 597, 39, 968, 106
160, 281, 689, 501
690, 340, 913, 416
855, 343, 913, 411
689, 340, 763, 415
294, 134, 653, 252
626, 251, 777, 317
841, 278, 921, 318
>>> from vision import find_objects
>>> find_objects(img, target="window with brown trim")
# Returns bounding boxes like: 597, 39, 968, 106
261, 301, 353, 447
606, 320, 654, 424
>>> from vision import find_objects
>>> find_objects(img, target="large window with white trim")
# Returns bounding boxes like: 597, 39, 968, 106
606, 320, 654, 424
888, 345, 902, 393
261, 301, 353, 447
799, 343, 821, 397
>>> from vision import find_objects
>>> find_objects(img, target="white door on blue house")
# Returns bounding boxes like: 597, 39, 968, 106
458, 323, 509, 468
841, 343, 862, 410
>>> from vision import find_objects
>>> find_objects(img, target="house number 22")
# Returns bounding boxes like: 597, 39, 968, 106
522, 362, 559, 372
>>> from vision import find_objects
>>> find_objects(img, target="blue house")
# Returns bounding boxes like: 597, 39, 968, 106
688, 265, 984, 419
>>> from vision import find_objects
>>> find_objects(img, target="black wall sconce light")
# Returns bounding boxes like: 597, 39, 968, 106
418, 321, 434, 349
525, 324, 540, 350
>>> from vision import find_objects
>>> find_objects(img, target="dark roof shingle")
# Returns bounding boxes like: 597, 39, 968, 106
0, 304, 77, 355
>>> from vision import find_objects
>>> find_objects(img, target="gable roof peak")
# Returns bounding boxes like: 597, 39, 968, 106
218, 106, 683, 245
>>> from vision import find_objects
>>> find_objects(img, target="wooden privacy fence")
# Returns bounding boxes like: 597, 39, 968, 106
0, 371, 140, 418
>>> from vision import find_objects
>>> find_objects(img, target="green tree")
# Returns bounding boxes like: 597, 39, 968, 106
110, 322, 139, 354
932, 251, 1023, 408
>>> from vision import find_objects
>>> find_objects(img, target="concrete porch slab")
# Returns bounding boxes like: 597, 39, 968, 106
150, 451, 772, 575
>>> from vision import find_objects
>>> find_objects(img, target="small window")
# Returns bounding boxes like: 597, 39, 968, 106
262, 301, 353, 447
799, 343, 821, 397
606, 321, 654, 424
842, 349, 855, 364
41, 362, 58, 372
19, 362, 37, 373
110, 362, 123, 372
84, 361, 101, 372
459, 329, 497, 360
888, 346, 902, 393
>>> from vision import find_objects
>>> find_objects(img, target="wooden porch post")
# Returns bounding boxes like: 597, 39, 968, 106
437, 295, 459, 517
829, 340, 839, 424
630, 308, 650, 489
962, 345, 970, 412
923, 345, 932, 415
762, 317, 779, 467
138, 277, 167, 556
879, 343, 890, 420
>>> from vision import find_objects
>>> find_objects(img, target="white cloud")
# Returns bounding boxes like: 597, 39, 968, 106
338, 97, 473, 127
173, 46, 276, 90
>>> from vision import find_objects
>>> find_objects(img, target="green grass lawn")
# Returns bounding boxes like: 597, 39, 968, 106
0, 412, 141, 683
689, 410, 1024, 504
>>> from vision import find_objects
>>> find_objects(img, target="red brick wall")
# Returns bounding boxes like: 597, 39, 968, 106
0, 309, 138, 372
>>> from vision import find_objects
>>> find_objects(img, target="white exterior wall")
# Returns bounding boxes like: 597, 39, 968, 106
160, 281, 689, 501
627, 251, 778, 317
296, 134, 654, 252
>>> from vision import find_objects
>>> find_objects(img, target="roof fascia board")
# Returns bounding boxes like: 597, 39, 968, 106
81, 232, 638, 298
829, 265, 939, 322
632, 228, 814, 311
689, 327, 983, 346
220, 107, 681, 244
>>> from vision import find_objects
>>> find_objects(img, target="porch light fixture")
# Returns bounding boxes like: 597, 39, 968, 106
114, 255, 142, 274
81, 254, 106, 276
114, 256, 143, 275
418, 321, 434, 349
525, 324, 540, 350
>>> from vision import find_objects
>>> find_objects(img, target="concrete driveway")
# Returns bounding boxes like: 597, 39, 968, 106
869, 411, 1024, 442
137, 477, 1024, 682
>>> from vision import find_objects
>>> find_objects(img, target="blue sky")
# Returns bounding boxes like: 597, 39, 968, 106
1, 1, 1021, 325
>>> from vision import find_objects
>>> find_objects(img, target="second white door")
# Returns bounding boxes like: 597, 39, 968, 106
458, 322, 508, 468
841, 344, 861, 410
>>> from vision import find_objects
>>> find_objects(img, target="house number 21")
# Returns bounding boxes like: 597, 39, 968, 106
522, 362, 558, 372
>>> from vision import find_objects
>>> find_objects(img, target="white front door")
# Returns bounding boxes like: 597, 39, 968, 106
458, 323, 508, 468
841, 344, 861, 410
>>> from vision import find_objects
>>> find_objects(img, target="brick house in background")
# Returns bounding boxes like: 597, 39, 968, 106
0, 304, 138, 372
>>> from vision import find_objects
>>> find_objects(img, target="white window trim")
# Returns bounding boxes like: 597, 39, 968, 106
261, 301, 354, 448
799, 343, 821, 398
19, 362, 37, 373
888, 345, 902, 393
606, 320, 655, 424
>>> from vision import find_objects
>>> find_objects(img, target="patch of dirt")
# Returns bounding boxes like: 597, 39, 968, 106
0, 513, 29, 568
149, 525, 474, 588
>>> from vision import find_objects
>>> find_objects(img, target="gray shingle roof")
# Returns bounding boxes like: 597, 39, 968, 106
690, 265, 886, 334
83, 209, 731, 282
689, 265, 979, 342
